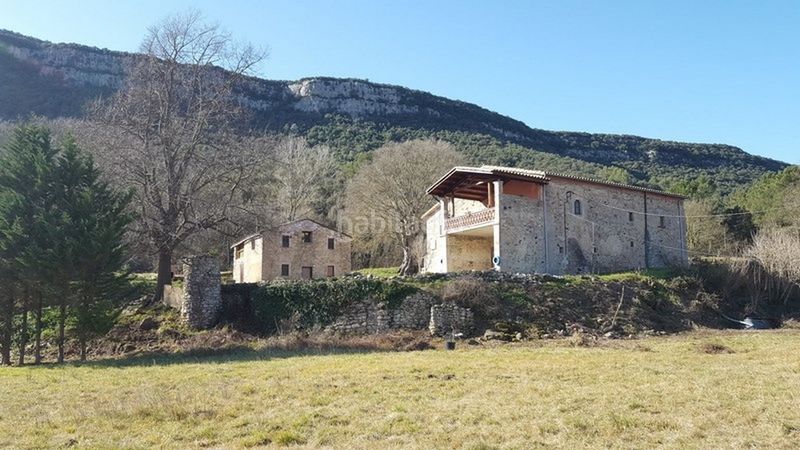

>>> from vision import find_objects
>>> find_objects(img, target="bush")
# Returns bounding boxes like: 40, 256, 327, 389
442, 278, 502, 322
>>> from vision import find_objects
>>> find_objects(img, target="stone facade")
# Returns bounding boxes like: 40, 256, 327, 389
180, 256, 222, 329
232, 219, 352, 283
422, 166, 688, 276
231, 235, 263, 282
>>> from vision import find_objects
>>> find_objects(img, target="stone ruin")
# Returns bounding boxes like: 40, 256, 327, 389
165, 256, 474, 335
179, 255, 222, 329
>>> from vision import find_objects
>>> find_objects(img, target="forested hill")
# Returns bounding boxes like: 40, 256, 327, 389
0, 29, 787, 193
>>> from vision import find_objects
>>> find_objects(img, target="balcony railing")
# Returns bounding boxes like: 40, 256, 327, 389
444, 207, 496, 233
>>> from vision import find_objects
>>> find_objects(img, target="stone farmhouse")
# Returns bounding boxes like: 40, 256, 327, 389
231, 219, 352, 283
421, 165, 688, 275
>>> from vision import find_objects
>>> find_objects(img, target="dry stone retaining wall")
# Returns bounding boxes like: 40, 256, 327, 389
324, 292, 435, 334
429, 302, 475, 336
324, 292, 474, 336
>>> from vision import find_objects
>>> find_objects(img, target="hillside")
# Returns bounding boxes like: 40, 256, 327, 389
0, 29, 788, 192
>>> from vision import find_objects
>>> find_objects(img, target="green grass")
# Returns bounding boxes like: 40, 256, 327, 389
129, 272, 157, 297
595, 267, 682, 281
355, 267, 400, 278
561, 268, 682, 284
2, 331, 800, 449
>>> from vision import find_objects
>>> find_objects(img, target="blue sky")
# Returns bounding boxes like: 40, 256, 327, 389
2, 0, 798, 163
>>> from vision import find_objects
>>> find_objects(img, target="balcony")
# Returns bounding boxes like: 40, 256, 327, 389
444, 207, 496, 233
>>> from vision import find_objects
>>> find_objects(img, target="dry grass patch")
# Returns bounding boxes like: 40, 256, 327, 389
2, 330, 800, 449
697, 342, 736, 354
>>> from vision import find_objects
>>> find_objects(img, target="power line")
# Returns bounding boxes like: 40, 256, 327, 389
595, 201, 788, 219
566, 208, 753, 259
648, 242, 752, 260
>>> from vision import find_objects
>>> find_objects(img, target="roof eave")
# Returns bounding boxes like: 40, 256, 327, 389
230, 233, 261, 248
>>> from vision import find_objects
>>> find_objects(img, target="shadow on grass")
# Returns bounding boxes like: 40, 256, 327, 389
96, 345, 391, 368
18, 333, 436, 369
15, 346, 389, 369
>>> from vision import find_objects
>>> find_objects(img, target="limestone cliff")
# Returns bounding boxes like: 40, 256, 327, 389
0, 29, 788, 192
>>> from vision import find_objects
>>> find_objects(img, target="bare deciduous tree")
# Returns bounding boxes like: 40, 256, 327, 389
737, 227, 800, 313
685, 199, 739, 256
94, 11, 266, 301
344, 139, 465, 275
272, 136, 337, 222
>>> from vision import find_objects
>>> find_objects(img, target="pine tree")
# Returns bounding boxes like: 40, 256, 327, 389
54, 138, 132, 361
0, 125, 57, 365
0, 126, 132, 364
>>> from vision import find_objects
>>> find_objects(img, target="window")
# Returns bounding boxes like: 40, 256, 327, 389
251, 239, 256, 250
282, 235, 290, 247
280, 264, 289, 276
593, 247, 597, 254
573, 199, 582, 216
328, 237, 335, 250
235, 245, 243, 259
301, 266, 313, 279
628, 212, 634, 222
630, 241, 634, 247
326, 265, 335, 277
659, 216, 666, 228
302, 231, 312, 243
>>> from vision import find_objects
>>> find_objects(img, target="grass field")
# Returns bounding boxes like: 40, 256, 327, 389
2, 331, 800, 449
355, 267, 400, 278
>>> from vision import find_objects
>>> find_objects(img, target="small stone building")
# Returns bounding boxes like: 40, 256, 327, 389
422, 165, 688, 275
231, 219, 352, 283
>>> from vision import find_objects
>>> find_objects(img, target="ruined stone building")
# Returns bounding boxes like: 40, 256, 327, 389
231, 219, 352, 283
421, 166, 688, 275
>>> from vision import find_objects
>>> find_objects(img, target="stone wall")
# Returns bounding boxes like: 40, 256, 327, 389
429, 302, 475, 336
324, 292, 435, 334
324, 292, 474, 336
181, 255, 222, 329
542, 177, 687, 274
497, 190, 546, 274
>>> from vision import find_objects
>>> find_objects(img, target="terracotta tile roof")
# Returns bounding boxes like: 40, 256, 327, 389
427, 165, 686, 199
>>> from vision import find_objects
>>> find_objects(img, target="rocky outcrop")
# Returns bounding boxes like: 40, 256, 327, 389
287, 78, 419, 116
0, 30, 133, 88
0, 30, 422, 118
